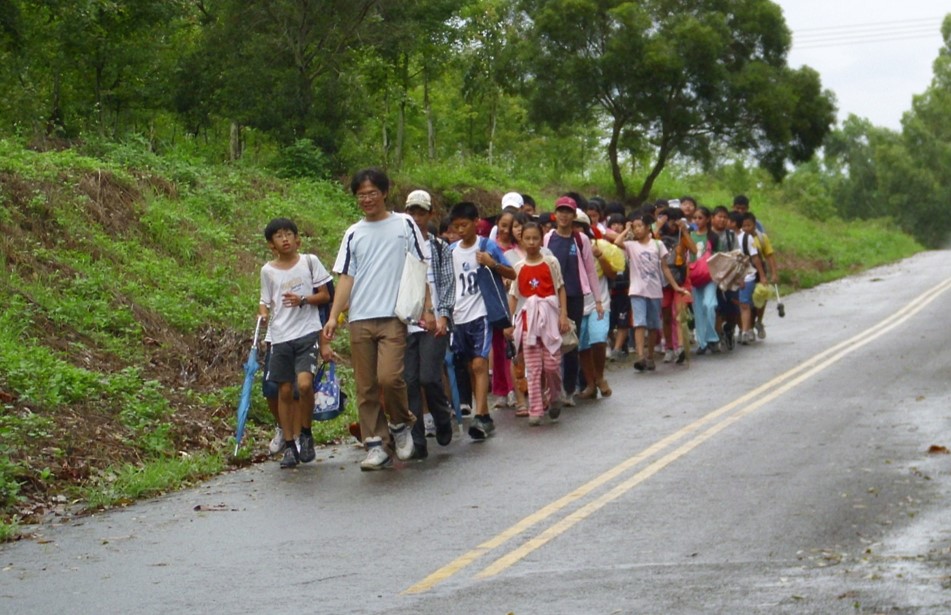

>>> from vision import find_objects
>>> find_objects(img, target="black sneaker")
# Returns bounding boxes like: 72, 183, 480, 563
675, 349, 687, 364
298, 432, 316, 463
468, 415, 493, 441
633, 357, 647, 371
723, 326, 735, 351
279, 445, 299, 469
411, 443, 429, 460
435, 421, 453, 447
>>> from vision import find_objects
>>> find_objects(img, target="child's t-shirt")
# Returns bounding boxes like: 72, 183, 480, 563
509, 255, 564, 327
260, 254, 331, 344
450, 238, 509, 325
738, 230, 761, 283
622, 239, 667, 299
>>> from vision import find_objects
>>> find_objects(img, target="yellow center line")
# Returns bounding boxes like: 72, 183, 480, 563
404, 277, 951, 594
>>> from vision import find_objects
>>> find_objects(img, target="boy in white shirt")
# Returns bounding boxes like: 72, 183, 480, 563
259, 218, 332, 468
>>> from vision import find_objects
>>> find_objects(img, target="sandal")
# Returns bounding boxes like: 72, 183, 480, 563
515, 406, 530, 417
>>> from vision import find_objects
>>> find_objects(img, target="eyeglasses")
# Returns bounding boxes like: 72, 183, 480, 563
355, 190, 381, 201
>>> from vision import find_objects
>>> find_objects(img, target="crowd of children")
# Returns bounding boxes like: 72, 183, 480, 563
256, 170, 779, 470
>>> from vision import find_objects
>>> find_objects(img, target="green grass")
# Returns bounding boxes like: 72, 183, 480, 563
80, 453, 225, 510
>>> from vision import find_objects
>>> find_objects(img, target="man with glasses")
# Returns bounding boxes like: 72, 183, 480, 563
322, 169, 435, 470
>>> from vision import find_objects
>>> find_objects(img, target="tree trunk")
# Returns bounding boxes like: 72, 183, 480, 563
424, 71, 435, 161
488, 93, 498, 166
608, 115, 627, 199
382, 94, 390, 166
635, 142, 674, 206
229, 122, 243, 161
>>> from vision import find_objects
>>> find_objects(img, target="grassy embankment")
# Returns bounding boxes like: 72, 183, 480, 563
0, 142, 922, 540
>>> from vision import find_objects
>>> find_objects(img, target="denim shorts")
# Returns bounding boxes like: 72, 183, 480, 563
738, 279, 756, 305
630, 296, 662, 330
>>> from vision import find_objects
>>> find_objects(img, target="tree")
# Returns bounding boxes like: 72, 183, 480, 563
521, 0, 836, 202
182, 0, 379, 154
894, 14, 951, 246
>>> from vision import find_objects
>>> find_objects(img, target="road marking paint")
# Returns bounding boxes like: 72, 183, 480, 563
404, 277, 951, 593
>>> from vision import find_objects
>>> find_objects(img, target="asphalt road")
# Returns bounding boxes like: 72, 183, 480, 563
3, 251, 951, 614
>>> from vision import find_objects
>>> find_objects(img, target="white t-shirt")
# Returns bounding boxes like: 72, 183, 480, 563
333, 212, 426, 322
260, 254, 331, 344
738, 231, 760, 282
451, 242, 487, 325
622, 239, 667, 299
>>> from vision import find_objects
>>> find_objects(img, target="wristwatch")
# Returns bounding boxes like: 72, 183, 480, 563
299, 295, 308, 308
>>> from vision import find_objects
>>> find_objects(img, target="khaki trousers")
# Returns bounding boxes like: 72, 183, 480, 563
349, 318, 415, 454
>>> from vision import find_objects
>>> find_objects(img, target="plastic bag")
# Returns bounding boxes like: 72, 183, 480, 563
313, 361, 345, 421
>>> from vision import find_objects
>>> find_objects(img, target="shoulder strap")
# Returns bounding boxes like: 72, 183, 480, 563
741, 232, 750, 256
406, 217, 424, 259
305, 254, 315, 284
573, 231, 584, 253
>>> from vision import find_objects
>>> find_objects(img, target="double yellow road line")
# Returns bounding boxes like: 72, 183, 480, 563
403, 277, 951, 595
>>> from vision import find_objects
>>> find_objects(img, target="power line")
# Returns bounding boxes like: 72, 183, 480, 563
796, 34, 942, 51
793, 16, 943, 34
796, 24, 939, 43
791, 17, 944, 50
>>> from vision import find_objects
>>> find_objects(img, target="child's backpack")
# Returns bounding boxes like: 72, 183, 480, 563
305, 254, 335, 325
661, 231, 686, 286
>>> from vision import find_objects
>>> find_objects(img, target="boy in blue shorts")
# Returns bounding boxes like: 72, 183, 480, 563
448, 202, 515, 440
259, 218, 332, 468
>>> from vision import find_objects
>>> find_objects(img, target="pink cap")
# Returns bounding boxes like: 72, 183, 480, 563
554, 196, 577, 211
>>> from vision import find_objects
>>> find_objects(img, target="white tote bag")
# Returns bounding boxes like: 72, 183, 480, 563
394, 217, 429, 324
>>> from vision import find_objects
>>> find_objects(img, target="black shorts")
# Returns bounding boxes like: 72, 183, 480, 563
265, 331, 319, 383
610, 293, 631, 330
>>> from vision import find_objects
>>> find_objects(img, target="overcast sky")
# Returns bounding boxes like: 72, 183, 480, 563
775, 0, 948, 130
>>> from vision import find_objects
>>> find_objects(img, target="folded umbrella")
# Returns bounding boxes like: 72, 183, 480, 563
234, 316, 263, 455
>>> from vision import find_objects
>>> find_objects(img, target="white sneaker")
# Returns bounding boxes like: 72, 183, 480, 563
390, 423, 416, 460
663, 349, 675, 363
268, 427, 285, 454
506, 391, 517, 407
562, 393, 576, 408
755, 321, 766, 339
360, 444, 392, 471
424, 414, 436, 438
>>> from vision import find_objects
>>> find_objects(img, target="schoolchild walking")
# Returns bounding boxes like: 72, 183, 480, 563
615, 213, 689, 371
575, 211, 624, 398
402, 190, 455, 458
605, 213, 632, 361
506, 222, 569, 425
448, 202, 515, 440
711, 205, 740, 350
737, 212, 770, 345
742, 212, 779, 338
258, 218, 332, 468
544, 195, 601, 405
688, 207, 721, 355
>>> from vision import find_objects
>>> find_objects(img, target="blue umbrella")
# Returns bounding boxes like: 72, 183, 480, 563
234, 316, 263, 455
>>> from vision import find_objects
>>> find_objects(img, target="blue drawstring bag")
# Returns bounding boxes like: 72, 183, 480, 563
313, 361, 345, 421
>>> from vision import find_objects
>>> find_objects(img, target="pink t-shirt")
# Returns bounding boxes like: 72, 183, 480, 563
622, 239, 667, 299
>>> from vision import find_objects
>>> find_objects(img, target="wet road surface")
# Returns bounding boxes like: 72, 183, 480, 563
3, 251, 951, 614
